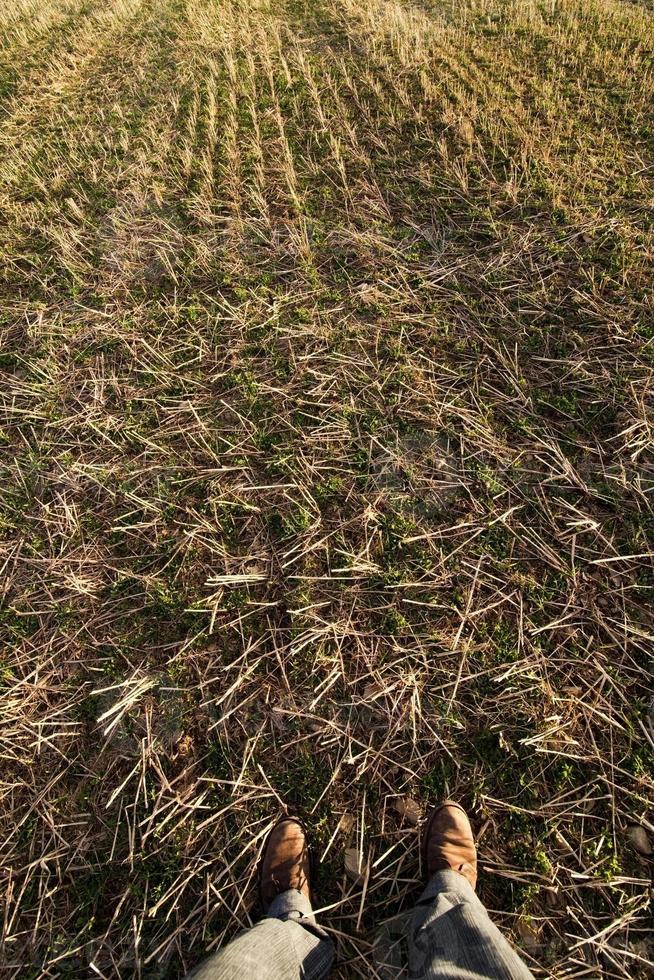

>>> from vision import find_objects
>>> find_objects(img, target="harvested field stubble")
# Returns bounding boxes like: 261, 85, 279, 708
1, 0, 653, 975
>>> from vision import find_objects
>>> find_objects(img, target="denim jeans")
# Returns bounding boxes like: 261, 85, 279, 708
186, 870, 535, 979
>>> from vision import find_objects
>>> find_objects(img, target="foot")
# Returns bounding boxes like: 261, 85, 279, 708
422, 801, 477, 890
259, 817, 311, 911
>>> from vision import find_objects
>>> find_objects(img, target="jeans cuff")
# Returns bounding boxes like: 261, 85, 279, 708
267, 888, 315, 922
418, 868, 477, 906
266, 890, 333, 944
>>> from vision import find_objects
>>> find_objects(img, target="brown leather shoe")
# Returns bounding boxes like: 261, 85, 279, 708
259, 817, 311, 911
422, 801, 477, 890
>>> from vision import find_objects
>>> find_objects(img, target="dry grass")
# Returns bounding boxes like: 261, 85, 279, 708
1, 0, 654, 975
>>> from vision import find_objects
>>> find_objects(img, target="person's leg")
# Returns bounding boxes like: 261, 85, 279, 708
186, 888, 334, 980
409, 803, 535, 980
409, 870, 535, 979
185, 818, 334, 980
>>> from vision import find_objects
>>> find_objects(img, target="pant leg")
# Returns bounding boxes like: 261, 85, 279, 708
185, 889, 334, 980
408, 870, 535, 980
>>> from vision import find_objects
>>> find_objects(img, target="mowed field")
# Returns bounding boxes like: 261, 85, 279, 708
1, 0, 654, 975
